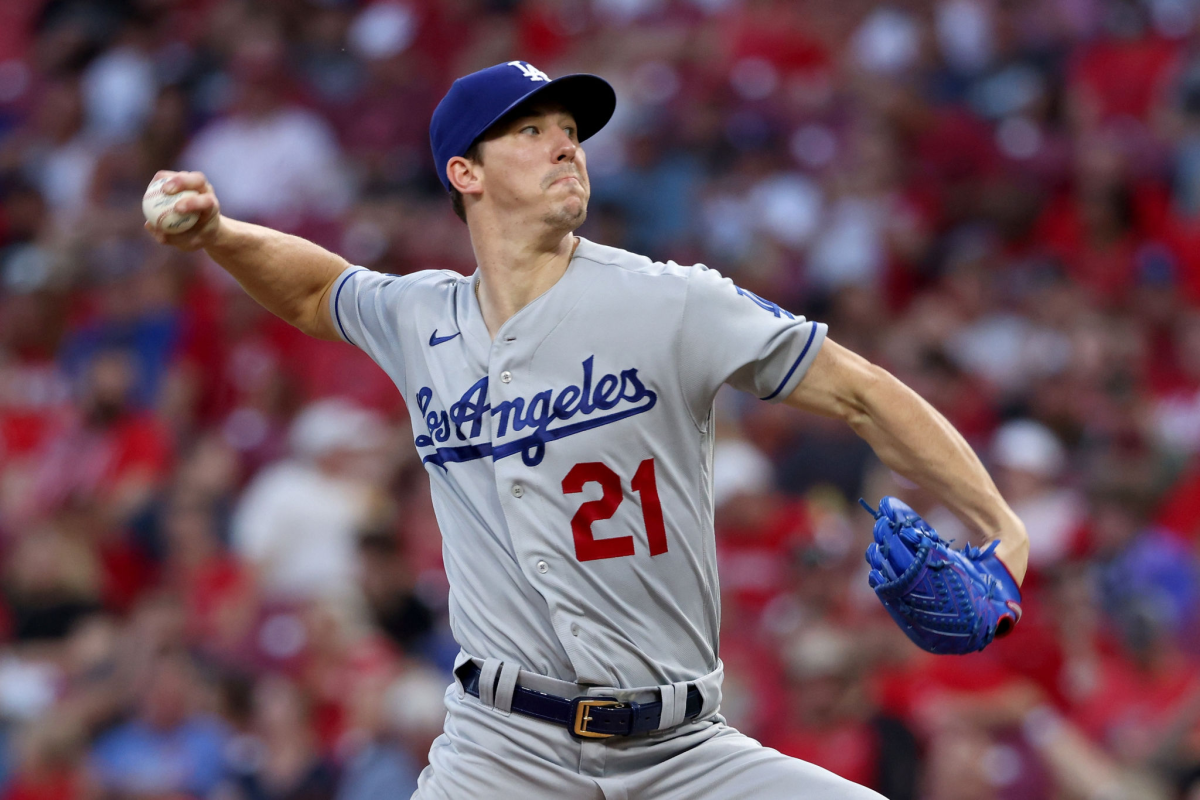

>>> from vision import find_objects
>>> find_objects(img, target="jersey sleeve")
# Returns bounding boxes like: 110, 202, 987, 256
328, 266, 417, 397
677, 264, 827, 420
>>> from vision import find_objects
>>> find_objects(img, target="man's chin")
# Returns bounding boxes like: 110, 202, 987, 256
543, 200, 587, 230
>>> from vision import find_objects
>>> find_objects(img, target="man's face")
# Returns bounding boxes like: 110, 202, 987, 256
473, 103, 590, 229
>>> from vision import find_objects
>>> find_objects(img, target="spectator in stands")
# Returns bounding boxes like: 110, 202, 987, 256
89, 649, 229, 798
0, 715, 89, 800
8, 80, 98, 226
222, 674, 337, 800
160, 483, 257, 663
990, 419, 1086, 573
336, 667, 421, 800
181, 17, 352, 225
231, 400, 393, 608
772, 624, 919, 799
2, 523, 101, 644
28, 348, 172, 532
355, 516, 434, 658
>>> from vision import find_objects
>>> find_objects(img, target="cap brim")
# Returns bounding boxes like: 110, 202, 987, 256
480, 73, 616, 146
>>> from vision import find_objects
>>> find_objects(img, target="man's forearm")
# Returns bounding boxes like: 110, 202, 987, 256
144, 171, 350, 339
848, 366, 1030, 582
205, 218, 349, 339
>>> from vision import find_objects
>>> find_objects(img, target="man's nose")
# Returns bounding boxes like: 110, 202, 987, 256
552, 130, 577, 162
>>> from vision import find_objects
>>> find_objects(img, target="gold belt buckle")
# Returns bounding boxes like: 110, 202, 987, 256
573, 698, 623, 739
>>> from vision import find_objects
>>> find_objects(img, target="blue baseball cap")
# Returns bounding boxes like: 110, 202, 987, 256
430, 60, 616, 193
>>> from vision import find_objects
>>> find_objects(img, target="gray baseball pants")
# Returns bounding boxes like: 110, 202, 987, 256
411, 656, 884, 800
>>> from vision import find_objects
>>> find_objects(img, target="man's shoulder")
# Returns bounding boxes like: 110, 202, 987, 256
342, 266, 468, 296
574, 237, 698, 282
399, 268, 471, 290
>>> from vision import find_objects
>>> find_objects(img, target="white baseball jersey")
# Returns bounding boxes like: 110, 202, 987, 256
329, 237, 826, 689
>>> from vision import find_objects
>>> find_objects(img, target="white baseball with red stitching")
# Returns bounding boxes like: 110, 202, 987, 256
142, 178, 199, 233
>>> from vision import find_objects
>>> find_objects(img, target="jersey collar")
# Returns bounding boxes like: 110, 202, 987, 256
460, 236, 599, 355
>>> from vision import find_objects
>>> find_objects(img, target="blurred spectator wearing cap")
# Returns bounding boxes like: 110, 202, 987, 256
990, 419, 1086, 574
230, 400, 395, 608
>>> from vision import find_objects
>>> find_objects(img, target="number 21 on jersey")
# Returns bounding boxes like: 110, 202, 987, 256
562, 458, 667, 562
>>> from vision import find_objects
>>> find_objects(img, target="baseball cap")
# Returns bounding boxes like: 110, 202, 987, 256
430, 60, 616, 192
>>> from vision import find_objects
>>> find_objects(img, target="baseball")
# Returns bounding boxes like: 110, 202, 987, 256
142, 178, 199, 233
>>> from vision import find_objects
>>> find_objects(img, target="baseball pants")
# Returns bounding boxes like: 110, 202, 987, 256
411, 659, 884, 800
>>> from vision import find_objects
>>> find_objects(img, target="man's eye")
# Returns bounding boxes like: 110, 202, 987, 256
565, 127, 576, 138
522, 126, 538, 134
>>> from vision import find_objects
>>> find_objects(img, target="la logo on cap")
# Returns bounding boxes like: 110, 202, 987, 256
508, 61, 550, 82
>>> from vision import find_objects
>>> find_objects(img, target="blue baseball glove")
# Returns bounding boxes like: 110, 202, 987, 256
860, 496, 1022, 655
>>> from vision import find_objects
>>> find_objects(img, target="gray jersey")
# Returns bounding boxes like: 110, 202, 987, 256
330, 237, 826, 689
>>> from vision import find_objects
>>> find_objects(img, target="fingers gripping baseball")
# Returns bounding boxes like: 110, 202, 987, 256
143, 171, 221, 251
861, 497, 1023, 655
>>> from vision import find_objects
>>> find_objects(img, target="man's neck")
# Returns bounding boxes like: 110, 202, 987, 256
470, 225, 579, 339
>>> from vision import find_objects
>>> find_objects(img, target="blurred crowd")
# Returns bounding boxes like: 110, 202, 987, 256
6, 0, 1200, 798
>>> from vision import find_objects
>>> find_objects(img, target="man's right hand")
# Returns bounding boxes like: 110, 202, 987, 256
144, 170, 223, 252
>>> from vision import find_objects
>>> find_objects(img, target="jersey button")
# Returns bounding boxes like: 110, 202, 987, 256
511, 484, 524, 498
500, 371, 512, 383
570, 623, 580, 636
536, 560, 548, 574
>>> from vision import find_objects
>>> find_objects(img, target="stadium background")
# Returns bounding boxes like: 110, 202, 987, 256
2, 0, 1200, 798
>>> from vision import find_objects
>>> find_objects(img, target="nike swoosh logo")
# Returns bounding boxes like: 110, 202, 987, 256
429, 330, 461, 347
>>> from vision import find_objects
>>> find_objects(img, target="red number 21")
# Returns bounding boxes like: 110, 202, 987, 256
561, 458, 668, 562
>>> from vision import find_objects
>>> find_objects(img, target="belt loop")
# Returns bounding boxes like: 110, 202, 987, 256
655, 684, 677, 731
655, 681, 690, 730
493, 662, 520, 715
478, 658, 502, 708
671, 680, 689, 726
697, 660, 724, 719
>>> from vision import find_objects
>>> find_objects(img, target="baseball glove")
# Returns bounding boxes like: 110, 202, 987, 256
860, 496, 1022, 655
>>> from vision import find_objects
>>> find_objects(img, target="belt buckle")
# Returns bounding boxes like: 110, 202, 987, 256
571, 697, 623, 739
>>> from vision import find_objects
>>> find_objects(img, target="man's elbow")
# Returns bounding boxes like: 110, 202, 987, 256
785, 338, 891, 423
838, 362, 891, 429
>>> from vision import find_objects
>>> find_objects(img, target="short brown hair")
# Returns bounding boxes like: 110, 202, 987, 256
449, 141, 484, 224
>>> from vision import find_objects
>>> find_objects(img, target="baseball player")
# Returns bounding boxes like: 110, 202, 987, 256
147, 61, 1029, 799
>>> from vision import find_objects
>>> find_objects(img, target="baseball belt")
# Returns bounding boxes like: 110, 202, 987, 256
458, 661, 705, 739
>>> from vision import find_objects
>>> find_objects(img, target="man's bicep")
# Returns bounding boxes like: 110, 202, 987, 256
783, 338, 882, 420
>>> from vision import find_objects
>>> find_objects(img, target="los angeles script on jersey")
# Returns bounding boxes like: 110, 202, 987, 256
414, 356, 657, 469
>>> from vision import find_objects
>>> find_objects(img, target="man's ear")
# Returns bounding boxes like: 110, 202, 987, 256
447, 156, 483, 198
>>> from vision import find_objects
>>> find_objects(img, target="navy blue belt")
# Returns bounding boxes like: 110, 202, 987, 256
458, 661, 705, 739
